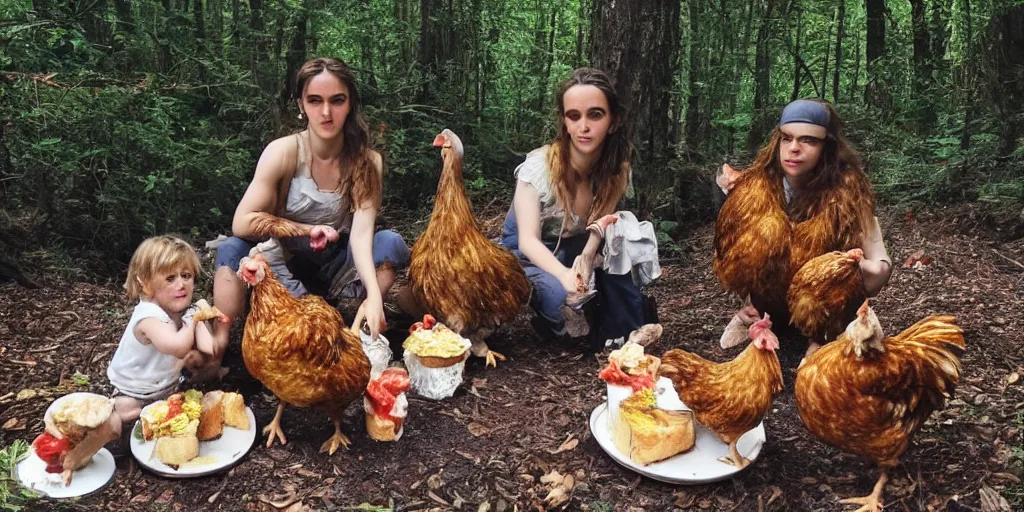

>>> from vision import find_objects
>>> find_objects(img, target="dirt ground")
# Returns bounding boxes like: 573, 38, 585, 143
2, 204, 1023, 512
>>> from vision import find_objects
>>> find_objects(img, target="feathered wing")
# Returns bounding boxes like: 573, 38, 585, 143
241, 267, 370, 411
660, 346, 782, 444
713, 168, 792, 311
408, 132, 530, 334
787, 251, 865, 341
796, 315, 964, 465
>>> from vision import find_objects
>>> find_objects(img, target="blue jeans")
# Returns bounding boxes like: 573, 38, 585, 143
501, 208, 645, 340
215, 230, 410, 297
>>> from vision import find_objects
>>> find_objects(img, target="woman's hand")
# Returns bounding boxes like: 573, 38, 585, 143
309, 225, 340, 251
558, 266, 580, 294
361, 294, 387, 339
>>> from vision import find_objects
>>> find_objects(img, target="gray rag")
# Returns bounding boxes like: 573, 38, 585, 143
601, 211, 661, 287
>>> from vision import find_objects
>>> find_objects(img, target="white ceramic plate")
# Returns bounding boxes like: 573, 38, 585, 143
129, 404, 256, 478
17, 448, 116, 498
589, 377, 767, 484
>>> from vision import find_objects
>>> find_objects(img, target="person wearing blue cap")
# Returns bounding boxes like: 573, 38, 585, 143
715, 98, 893, 358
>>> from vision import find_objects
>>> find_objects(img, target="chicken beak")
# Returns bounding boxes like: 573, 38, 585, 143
857, 299, 871, 319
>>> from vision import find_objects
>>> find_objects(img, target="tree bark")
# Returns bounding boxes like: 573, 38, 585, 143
113, 0, 134, 33
747, 0, 777, 155
590, 0, 681, 163
864, 0, 887, 108
909, 0, 931, 94
791, 4, 803, 101
959, 0, 972, 150
684, 0, 702, 154
832, 0, 844, 102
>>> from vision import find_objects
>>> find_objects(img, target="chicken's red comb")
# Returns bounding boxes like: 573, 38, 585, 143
432, 133, 446, 147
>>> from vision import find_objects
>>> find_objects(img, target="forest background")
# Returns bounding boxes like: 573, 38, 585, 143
0, 0, 1022, 282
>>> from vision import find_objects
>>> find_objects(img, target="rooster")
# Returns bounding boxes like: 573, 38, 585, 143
714, 163, 874, 349
658, 314, 783, 469
795, 302, 965, 512
405, 129, 531, 367
238, 253, 370, 455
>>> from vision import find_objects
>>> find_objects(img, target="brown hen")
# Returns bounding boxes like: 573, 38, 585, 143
238, 253, 370, 455
713, 162, 874, 347
658, 314, 783, 469
788, 248, 866, 344
406, 129, 531, 367
795, 302, 965, 512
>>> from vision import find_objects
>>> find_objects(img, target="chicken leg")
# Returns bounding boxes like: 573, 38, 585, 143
838, 469, 887, 512
263, 402, 288, 448
319, 417, 351, 455
717, 440, 751, 469
467, 327, 505, 368
470, 339, 505, 368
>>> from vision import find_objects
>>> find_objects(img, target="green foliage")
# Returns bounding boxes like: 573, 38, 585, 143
0, 440, 35, 511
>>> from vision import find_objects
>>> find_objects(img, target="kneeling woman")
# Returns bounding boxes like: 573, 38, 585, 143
502, 68, 655, 347
212, 57, 409, 347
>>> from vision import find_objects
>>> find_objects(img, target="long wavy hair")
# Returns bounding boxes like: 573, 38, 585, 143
546, 68, 632, 222
746, 98, 874, 240
294, 57, 382, 209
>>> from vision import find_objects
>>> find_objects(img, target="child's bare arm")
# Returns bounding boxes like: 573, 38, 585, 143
134, 318, 195, 359
194, 321, 220, 358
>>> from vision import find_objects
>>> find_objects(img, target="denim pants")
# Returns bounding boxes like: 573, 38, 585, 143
501, 208, 645, 340
214, 230, 409, 298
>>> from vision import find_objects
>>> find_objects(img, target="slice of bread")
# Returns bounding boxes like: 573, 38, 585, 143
611, 390, 695, 466
197, 391, 224, 441
365, 411, 402, 442
221, 392, 249, 430
153, 435, 199, 468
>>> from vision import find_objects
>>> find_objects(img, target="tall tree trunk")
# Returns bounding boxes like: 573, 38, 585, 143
791, 4, 803, 101
909, 0, 931, 94
988, 4, 1024, 155
194, 0, 206, 50
747, 0, 777, 155
418, 0, 437, 101
114, 0, 134, 33
684, 0, 703, 154
538, 8, 557, 114
728, 0, 756, 154
821, 8, 832, 99
575, 0, 587, 67
959, 0, 972, 150
210, 0, 223, 57
864, 0, 887, 108
832, 0, 844, 102
851, 8, 860, 99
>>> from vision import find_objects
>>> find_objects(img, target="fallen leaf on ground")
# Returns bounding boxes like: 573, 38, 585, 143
467, 422, 491, 437
16, 389, 37, 401
979, 485, 1011, 512
548, 434, 578, 454
1006, 372, 1019, 385
2, 418, 25, 430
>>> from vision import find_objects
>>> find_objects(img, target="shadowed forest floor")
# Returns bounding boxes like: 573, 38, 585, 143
2, 204, 1023, 511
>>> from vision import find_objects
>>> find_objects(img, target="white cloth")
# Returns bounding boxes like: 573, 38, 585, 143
514, 146, 587, 242
601, 211, 661, 286
106, 301, 182, 400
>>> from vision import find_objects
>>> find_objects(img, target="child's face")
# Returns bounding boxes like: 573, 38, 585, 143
562, 84, 614, 160
778, 123, 827, 185
143, 267, 195, 315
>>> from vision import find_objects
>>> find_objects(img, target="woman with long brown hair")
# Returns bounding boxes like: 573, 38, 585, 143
502, 67, 655, 347
210, 57, 408, 356
716, 98, 892, 357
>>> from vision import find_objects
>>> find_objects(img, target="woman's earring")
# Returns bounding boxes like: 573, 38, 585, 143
297, 112, 304, 120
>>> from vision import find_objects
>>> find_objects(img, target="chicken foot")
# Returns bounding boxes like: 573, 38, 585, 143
717, 440, 751, 469
262, 402, 288, 448
838, 469, 887, 512
470, 338, 505, 368
319, 417, 351, 455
